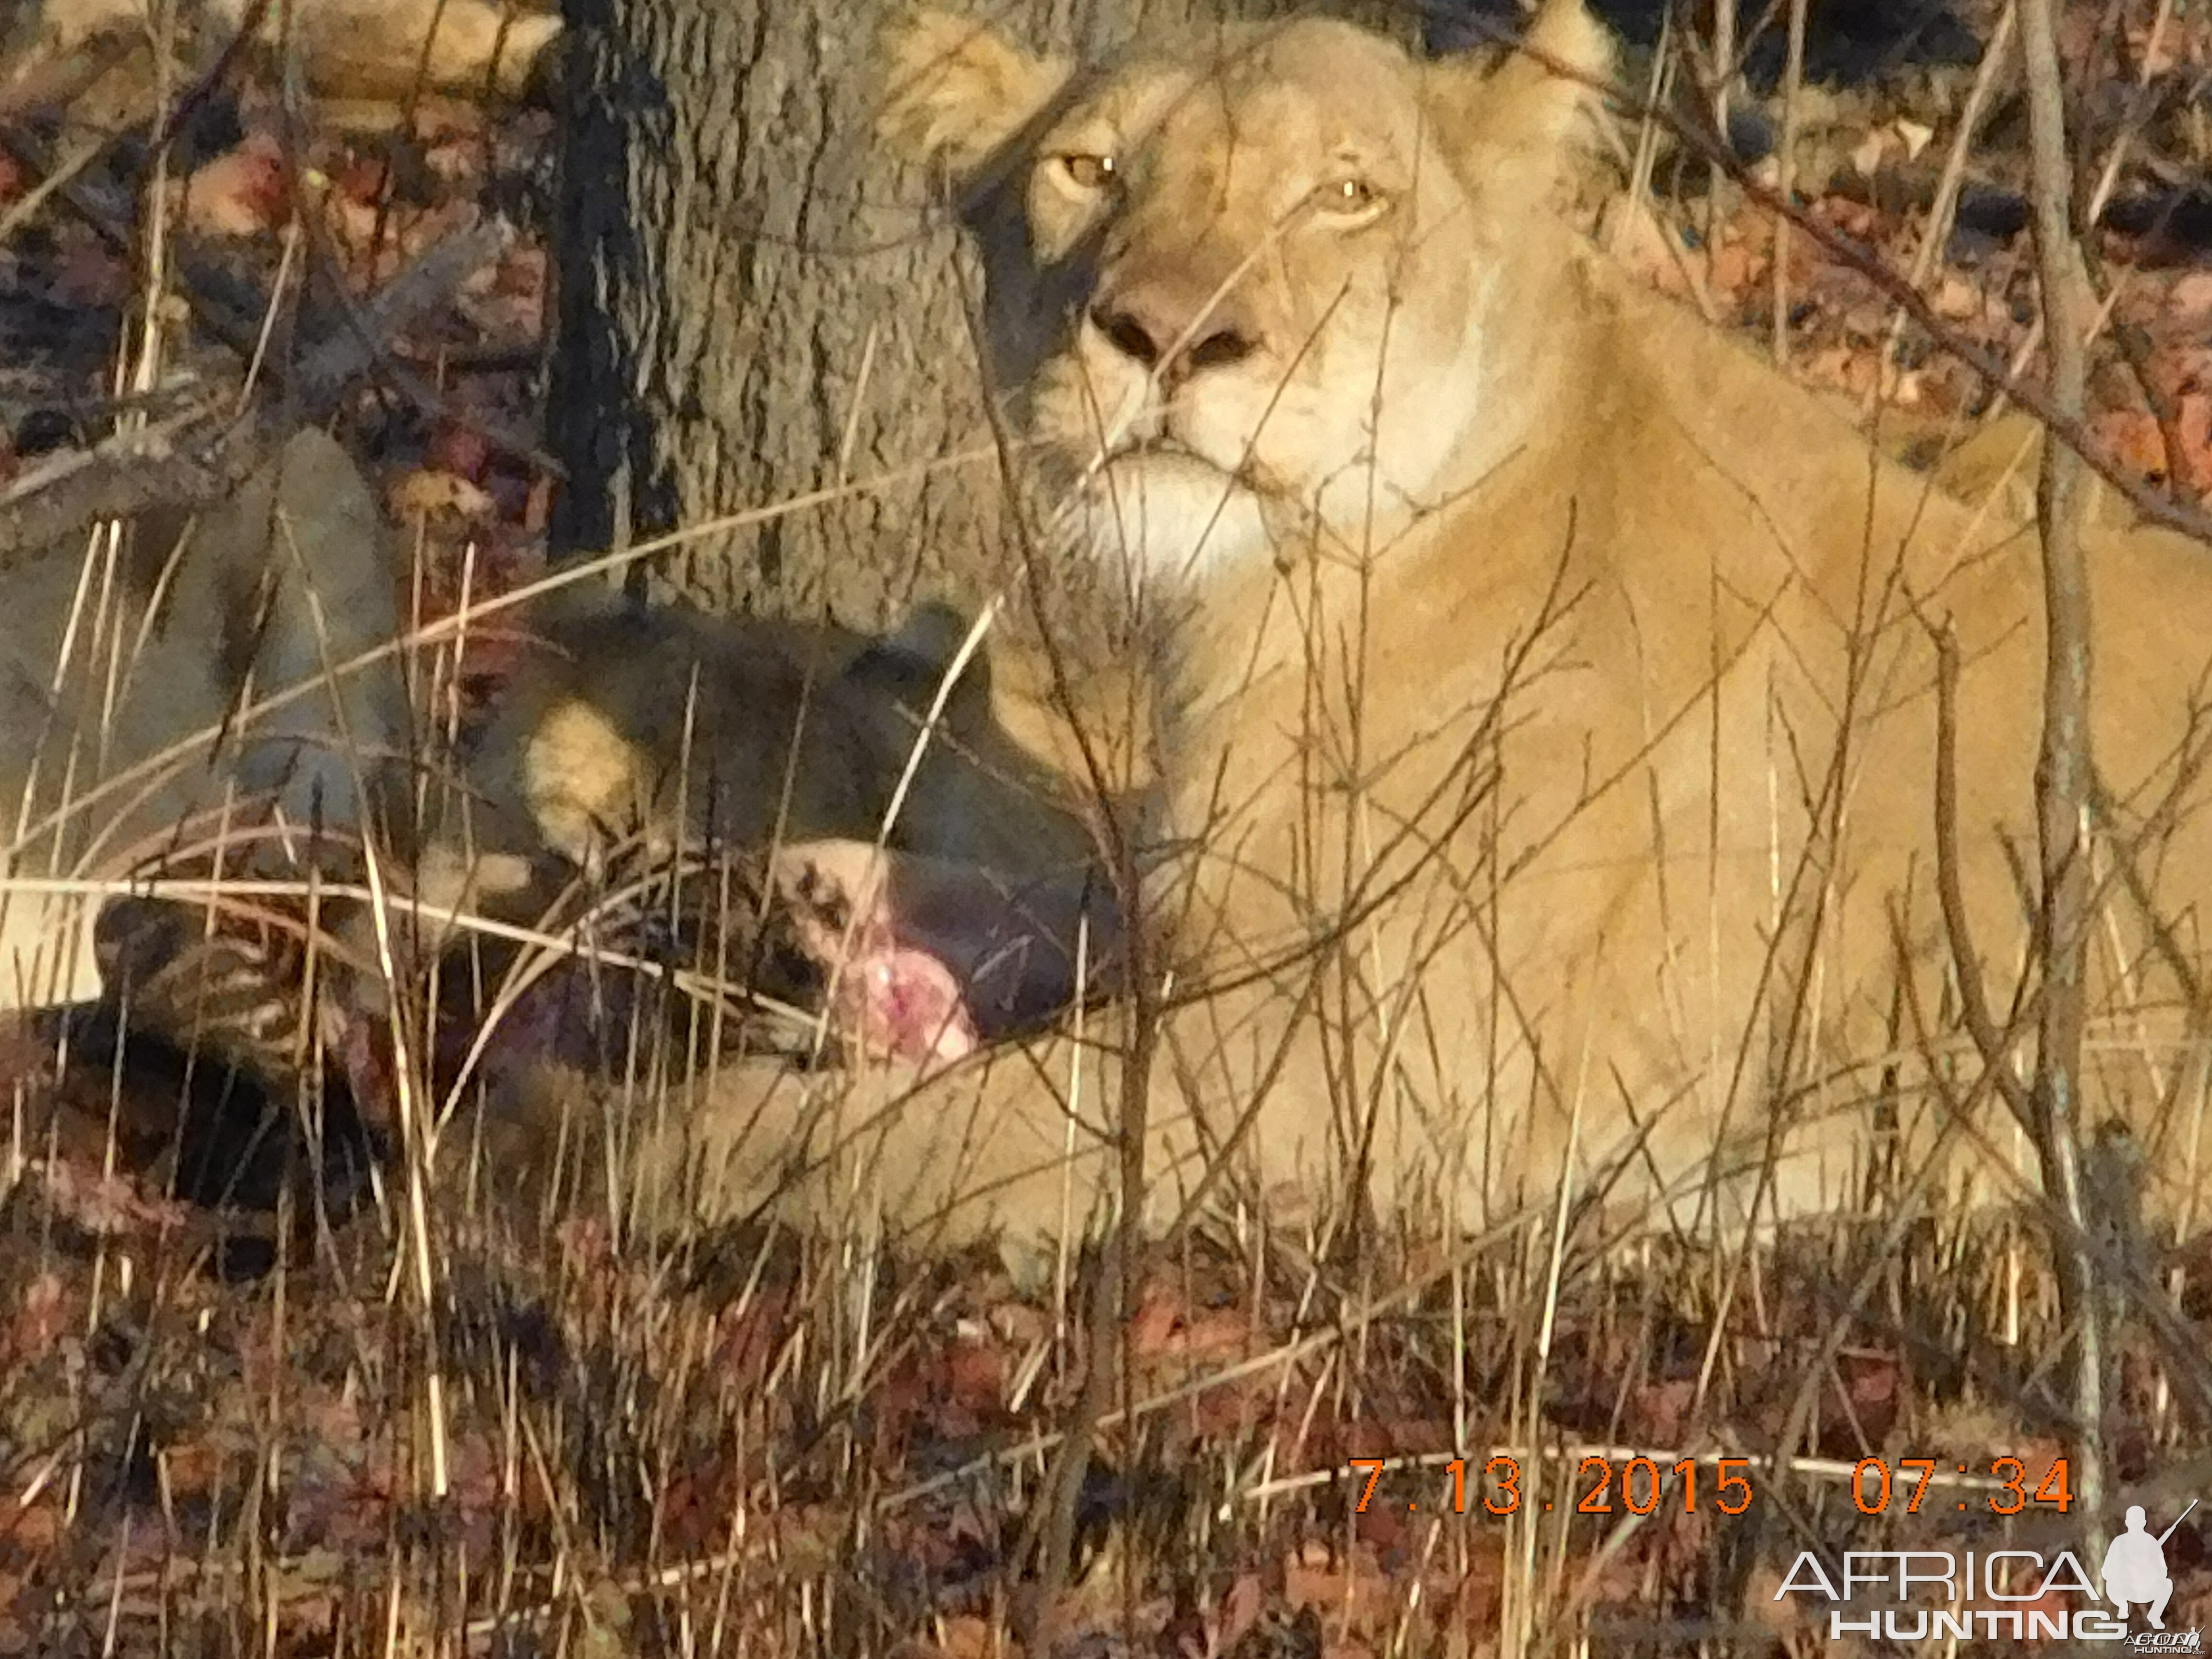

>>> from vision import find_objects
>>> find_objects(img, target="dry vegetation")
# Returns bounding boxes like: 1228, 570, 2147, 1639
0, 0, 2211, 1651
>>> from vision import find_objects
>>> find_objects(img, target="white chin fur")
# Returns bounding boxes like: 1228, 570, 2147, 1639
1056, 454, 1273, 591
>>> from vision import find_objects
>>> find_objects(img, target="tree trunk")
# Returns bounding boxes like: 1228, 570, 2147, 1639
548, 0, 1396, 626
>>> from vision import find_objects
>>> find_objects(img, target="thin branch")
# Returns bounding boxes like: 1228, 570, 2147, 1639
0, 216, 517, 566
1768, 0, 1808, 367
1931, 621, 2036, 1126
1478, 15, 2212, 547
2018, 0, 2110, 1533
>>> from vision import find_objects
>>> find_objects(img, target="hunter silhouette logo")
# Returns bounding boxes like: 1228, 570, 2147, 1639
2103, 1503, 2185, 1626
1773, 1493, 2201, 1643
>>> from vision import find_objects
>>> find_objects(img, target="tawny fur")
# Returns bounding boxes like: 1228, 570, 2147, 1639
591, 0, 2212, 1254
447, 591, 1102, 909
422, 592, 1128, 1225
0, 429, 410, 1010
13, 0, 557, 110
0, 447, 1109, 1163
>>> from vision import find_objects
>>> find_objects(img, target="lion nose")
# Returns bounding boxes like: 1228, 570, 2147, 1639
1088, 281, 1259, 382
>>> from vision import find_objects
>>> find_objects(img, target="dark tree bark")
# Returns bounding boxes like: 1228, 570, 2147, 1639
548, 0, 1395, 625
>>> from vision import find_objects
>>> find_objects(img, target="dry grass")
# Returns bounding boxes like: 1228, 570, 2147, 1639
6, 482, 2211, 1650
4, 0, 2212, 1653
2, 1094, 2210, 1654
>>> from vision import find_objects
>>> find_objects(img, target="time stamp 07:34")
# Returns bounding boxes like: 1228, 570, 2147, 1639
1346, 1455, 2083, 1518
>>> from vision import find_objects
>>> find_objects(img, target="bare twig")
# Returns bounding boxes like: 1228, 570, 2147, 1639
0, 216, 517, 566
1768, 0, 1807, 367
949, 236, 1151, 1658
1913, 0, 2020, 291
148, 0, 273, 160
2018, 0, 2109, 1533
0, 408, 234, 562
1479, 17, 2212, 547
1931, 623, 2035, 1124
1874, 0, 2018, 402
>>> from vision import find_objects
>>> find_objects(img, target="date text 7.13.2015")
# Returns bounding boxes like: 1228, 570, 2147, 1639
1348, 1456, 1753, 1517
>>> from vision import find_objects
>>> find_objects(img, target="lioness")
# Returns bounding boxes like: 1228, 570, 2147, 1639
6, 435, 1114, 1215
612, 0, 2212, 1251
441, 585, 1118, 1053
11, 459, 1116, 1110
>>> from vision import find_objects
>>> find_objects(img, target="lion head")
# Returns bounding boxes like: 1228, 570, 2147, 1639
880, 0, 1613, 585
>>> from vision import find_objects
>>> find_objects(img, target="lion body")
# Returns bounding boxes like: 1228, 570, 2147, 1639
459, 591, 1098, 889
38, 4, 2210, 1254
1, 442, 1106, 1174
409, 592, 1126, 1226
626, 1, 2212, 1250
12, 0, 557, 110
0, 430, 410, 1013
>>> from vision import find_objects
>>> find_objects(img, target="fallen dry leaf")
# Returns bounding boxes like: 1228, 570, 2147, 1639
2094, 408, 2175, 478
919, 1615, 1007, 1659
30, 1158, 192, 1238
177, 133, 289, 238
1286, 1540, 1400, 1623
0, 1271, 71, 1370
1214, 1573, 1264, 1658
1624, 1377, 1698, 1444
47, 226, 129, 307
2179, 392, 2212, 493
944, 1337, 1009, 1413
1707, 239, 1761, 299
1934, 275, 1983, 320
2170, 272, 2212, 320
1599, 197, 1702, 305
390, 468, 498, 523
427, 424, 493, 480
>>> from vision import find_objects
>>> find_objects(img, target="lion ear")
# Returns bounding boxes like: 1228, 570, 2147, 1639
879, 12, 1073, 189
1426, 0, 1613, 191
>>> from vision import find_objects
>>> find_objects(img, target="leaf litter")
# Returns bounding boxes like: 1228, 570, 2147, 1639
0, 0, 2209, 1649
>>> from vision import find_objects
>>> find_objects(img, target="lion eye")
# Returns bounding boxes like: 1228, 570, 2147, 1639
1056, 152, 1118, 191
1316, 176, 1383, 218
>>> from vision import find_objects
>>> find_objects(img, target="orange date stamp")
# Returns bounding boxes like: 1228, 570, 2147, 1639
1345, 1454, 2080, 1520
1847, 1456, 2077, 1515
1347, 1454, 1755, 1517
